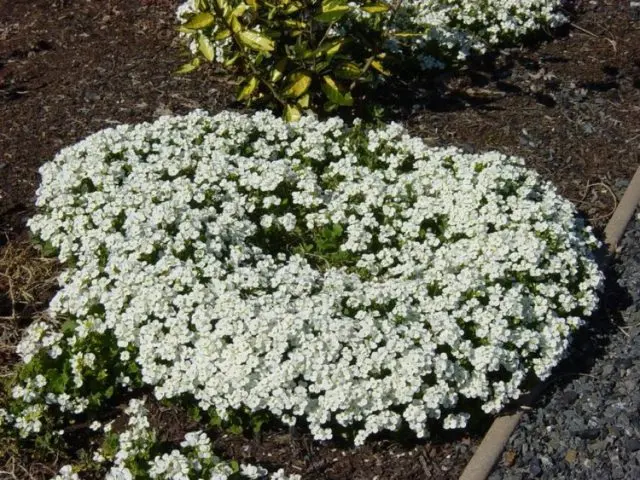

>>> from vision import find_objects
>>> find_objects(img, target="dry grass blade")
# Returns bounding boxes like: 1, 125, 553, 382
0, 240, 62, 480
0, 238, 59, 321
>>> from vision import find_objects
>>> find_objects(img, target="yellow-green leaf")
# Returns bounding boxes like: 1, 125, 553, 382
316, 0, 350, 22
284, 104, 301, 122
297, 93, 310, 108
315, 7, 349, 22
183, 12, 215, 30
229, 16, 242, 33
313, 60, 330, 72
371, 59, 390, 75
271, 58, 287, 82
284, 19, 307, 29
321, 76, 353, 106
223, 53, 240, 67
246, 0, 258, 10
321, 0, 348, 10
284, 2, 303, 14
390, 31, 422, 38
283, 72, 312, 98
362, 2, 390, 13
324, 39, 344, 58
214, 28, 232, 40
177, 25, 197, 34
175, 57, 202, 74
323, 101, 339, 112
335, 62, 361, 79
232, 3, 250, 17
198, 34, 215, 61
237, 76, 259, 101
215, 0, 230, 11
237, 30, 275, 52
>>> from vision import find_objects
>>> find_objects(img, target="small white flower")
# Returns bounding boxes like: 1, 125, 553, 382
278, 213, 297, 232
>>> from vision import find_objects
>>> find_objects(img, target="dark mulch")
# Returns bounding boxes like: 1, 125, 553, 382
0, 0, 639, 478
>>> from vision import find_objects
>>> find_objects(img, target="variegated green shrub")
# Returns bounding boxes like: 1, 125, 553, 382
175, 0, 567, 119
175, 0, 421, 119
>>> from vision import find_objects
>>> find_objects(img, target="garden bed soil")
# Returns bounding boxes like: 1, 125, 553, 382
0, 0, 639, 479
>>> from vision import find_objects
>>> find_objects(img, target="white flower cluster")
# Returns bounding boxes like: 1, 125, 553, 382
176, 0, 566, 67
25, 109, 601, 445
394, 0, 566, 62
51, 465, 80, 480
90, 398, 300, 480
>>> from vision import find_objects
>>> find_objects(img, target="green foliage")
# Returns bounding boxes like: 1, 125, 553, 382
176, 0, 408, 119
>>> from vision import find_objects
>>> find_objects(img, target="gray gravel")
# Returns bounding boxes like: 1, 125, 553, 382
490, 213, 640, 480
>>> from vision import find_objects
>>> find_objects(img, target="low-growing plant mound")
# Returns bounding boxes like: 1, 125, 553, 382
5, 111, 601, 452
175, 0, 568, 116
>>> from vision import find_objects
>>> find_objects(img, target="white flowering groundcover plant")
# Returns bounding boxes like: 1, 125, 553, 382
3, 110, 601, 475
47, 398, 299, 480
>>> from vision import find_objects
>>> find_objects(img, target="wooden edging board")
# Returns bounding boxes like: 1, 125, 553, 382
459, 165, 640, 480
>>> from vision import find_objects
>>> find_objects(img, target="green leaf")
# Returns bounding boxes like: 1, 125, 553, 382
177, 25, 197, 34
104, 386, 115, 399
183, 12, 215, 30
323, 101, 339, 112
362, 2, 390, 13
246, 0, 258, 10
282, 71, 312, 98
313, 60, 330, 73
215, 0, 230, 11
284, 19, 307, 30
283, 2, 303, 14
187, 405, 202, 421
214, 28, 232, 40
208, 410, 223, 427
335, 62, 361, 79
284, 104, 301, 122
48, 369, 69, 393
297, 93, 310, 108
229, 15, 243, 33
321, 0, 349, 11
231, 2, 250, 17
40, 240, 58, 257
390, 31, 422, 38
228, 424, 243, 435
270, 58, 287, 82
237, 30, 275, 52
198, 34, 215, 61
237, 76, 259, 101
251, 411, 271, 433
321, 75, 353, 106
61, 319, 77, 336
223, 53, 240, 67
315, 7, 350, 22
371, 59, 390, 75
316, 0, 350, 22
175, 57, 201, 74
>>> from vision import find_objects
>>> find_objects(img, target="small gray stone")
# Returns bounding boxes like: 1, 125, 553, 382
626, 438, 640, 452
561, 391, 579, 405
602, 364, 615, 377
578, 428, 600, 440
529, 458, 542, 477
